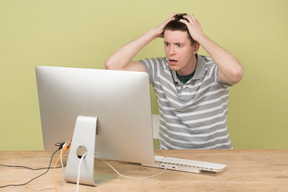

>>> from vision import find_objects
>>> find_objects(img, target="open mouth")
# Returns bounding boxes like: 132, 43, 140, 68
169, 59, 178, 65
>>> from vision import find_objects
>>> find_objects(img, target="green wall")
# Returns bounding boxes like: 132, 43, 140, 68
1, 0, 288, 150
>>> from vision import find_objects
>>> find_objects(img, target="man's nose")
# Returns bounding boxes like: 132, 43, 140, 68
169, 46, 175, 55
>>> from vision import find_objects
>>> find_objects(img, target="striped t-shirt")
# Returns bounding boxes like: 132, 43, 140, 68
139, 54, 233, 149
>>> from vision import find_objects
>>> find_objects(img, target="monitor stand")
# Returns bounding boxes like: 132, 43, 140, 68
64, 116, 116, 186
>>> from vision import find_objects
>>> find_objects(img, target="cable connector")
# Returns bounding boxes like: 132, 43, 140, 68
55, 142, 70, 150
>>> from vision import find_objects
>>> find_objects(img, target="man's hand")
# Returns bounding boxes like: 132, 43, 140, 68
151, 14, 176, 38
180, 15, 206, 43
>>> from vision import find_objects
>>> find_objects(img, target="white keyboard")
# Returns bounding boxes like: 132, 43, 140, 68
142, 155, 227, 173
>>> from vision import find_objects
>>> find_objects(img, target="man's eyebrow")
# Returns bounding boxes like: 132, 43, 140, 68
171, 41, 186, 44
164, 40, 185, 43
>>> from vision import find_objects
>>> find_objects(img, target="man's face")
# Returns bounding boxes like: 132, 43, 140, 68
163, 30, 197, 76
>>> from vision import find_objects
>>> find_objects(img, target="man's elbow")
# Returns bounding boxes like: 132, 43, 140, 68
105, 58, 126, 70
104, 59, 120, 70
230, 66, 244, 85
104, 59, 113, 70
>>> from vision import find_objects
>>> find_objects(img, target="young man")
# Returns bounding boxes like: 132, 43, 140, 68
105, 14, 244, 149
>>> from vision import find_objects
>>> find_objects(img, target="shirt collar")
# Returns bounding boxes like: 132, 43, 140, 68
170, 54, 206, 84
192, 54, 206, 80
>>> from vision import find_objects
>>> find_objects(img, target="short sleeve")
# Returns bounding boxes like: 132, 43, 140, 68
139, 57, 166, 86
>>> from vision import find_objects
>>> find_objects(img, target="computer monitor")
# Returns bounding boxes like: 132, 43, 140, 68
35, 66, 155, 186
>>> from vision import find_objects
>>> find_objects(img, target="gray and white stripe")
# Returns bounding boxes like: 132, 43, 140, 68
140, 55, 232, 149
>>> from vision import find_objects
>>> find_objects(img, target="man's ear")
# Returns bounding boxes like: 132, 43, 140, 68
192, 42, 200, 54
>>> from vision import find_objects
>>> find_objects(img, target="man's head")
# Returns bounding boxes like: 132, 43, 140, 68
162, 14, 199, 75
163, 14, 196, 46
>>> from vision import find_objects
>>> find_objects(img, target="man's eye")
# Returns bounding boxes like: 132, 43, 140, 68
176, 44, 183, 47
164, 42, 170, 46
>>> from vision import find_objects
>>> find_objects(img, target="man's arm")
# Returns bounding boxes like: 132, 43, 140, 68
104, 31, 156, 72
181, 15, 244, 85
105, 14, 175, 72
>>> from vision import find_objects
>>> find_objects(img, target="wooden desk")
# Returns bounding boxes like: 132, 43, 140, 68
1, 150, 288, 192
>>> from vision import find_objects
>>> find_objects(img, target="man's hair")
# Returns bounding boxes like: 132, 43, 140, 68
163, 13, 196, 45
